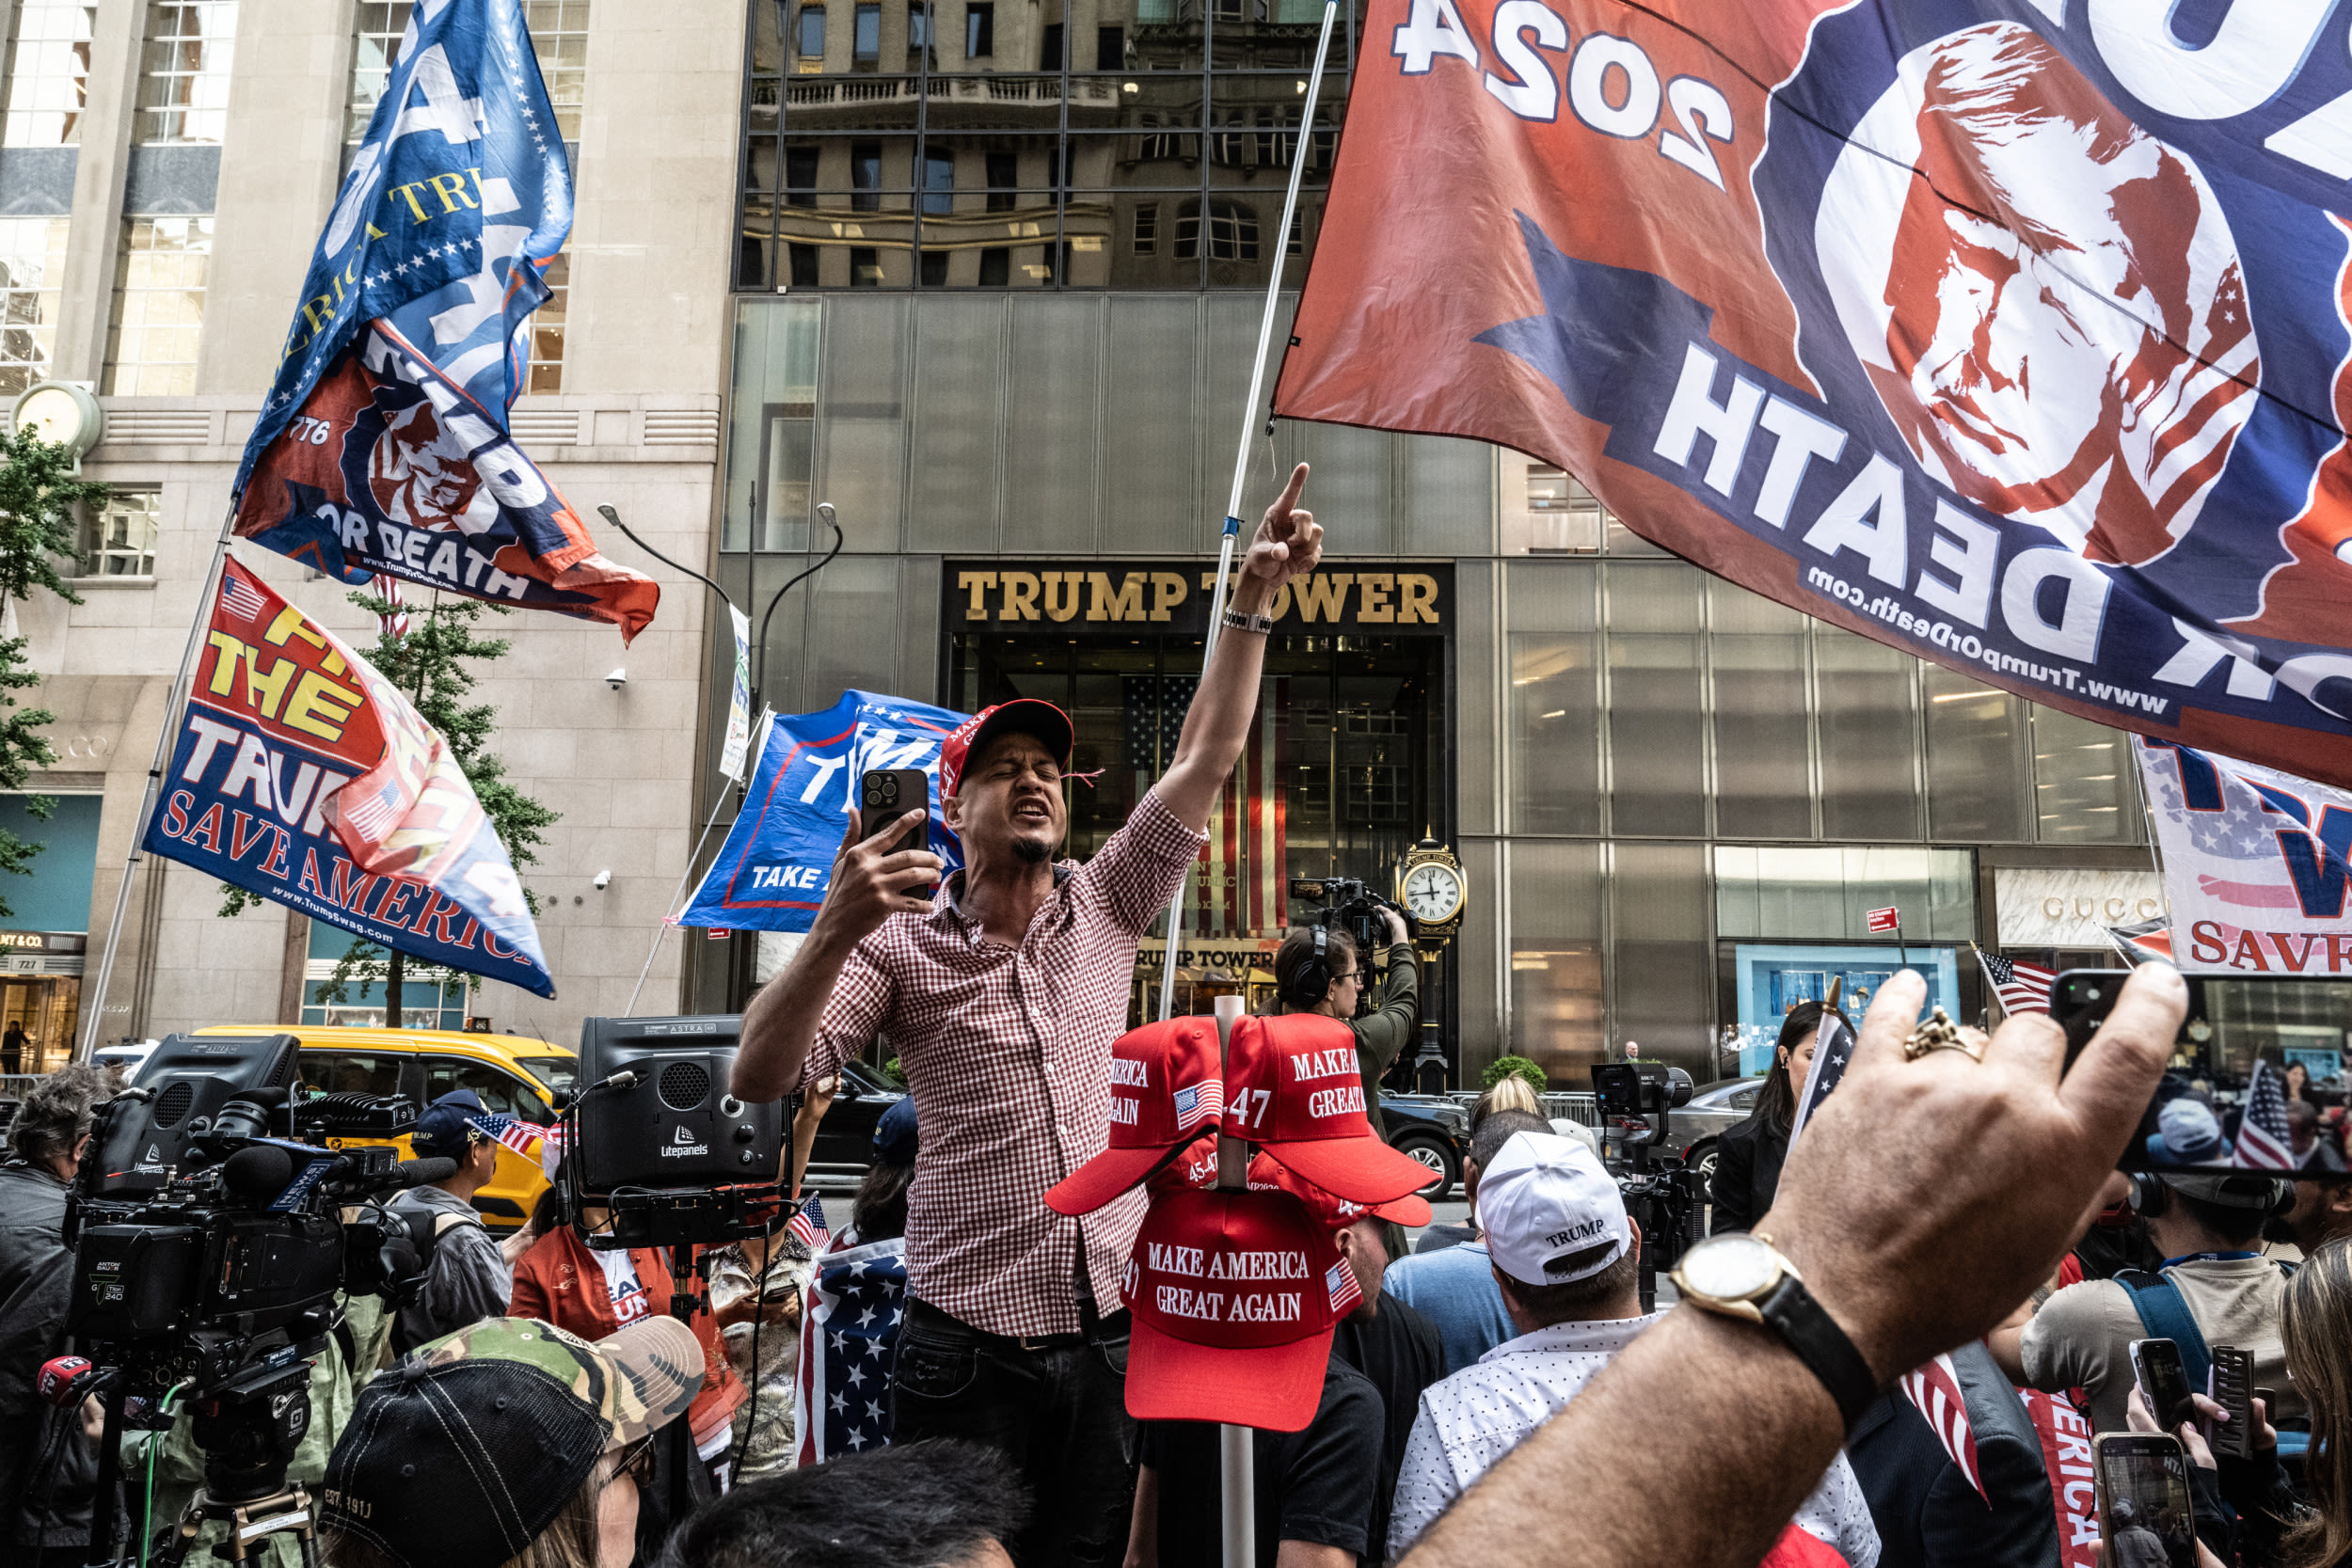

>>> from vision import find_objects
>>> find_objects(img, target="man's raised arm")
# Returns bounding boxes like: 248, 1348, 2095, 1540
1401, 964, 2184, 1568
1155, 464, 1325, 832
730, 806, 943, 1102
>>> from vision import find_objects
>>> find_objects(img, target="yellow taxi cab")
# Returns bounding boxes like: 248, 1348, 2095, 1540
197, 1023, 576, 1233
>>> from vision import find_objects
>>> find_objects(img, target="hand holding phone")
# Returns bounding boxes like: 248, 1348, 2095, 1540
2092, 1432, 2200, 1568
2132, 1338, 2199, 1434
814, 772, 944, 945
859, 769, 931, 852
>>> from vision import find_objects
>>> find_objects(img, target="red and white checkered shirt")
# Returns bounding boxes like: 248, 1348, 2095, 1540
799, 790, 1203, 1337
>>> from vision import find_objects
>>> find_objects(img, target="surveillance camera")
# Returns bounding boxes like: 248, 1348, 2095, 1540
593, 869, 612, 891
818, 501, 836, 525
605, 667, 627, 689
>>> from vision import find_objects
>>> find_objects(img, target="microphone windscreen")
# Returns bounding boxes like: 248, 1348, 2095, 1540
221, 1143, 296, 1200
229, 1085, 290, 1108
396, 1158, 457, 1187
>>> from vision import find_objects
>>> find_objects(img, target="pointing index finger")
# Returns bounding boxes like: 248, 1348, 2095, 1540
1276, 462, 1309, 513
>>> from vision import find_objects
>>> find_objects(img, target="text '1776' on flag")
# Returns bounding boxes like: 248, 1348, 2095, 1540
143, 558, 555, 998
230, 0, 655, 640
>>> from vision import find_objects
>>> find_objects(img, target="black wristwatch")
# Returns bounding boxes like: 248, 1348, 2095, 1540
1670, 1230, 1881, 1431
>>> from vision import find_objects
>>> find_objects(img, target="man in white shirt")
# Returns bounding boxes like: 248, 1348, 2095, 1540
1386, 1132, 1881, 1566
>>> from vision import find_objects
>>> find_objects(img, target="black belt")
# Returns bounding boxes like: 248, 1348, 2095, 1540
904, 1295, 1130, 1353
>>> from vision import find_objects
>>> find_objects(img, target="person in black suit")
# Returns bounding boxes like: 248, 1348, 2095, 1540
1710, 1002, 1836, 1234
1845, 1338, 2062, 1568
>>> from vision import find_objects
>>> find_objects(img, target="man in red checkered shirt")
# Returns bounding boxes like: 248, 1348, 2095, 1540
733, 466, 1323, 1563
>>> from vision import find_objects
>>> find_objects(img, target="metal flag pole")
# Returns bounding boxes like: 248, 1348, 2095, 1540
1154, 0, 1339, 1033
1211, 992, 1256, 1568
76, 499, 243, 1060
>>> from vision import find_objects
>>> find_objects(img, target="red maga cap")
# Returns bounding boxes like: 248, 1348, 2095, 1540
937, 699, 1074, 800
1153, 1134, 1433, 1229
1044, 1018, 1226, 1216
1121, 1187, 1360, 1432
1222, 1013, 1438, 1204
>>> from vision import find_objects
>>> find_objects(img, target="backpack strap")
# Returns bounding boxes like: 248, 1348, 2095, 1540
2113, 1268, 2214, 1394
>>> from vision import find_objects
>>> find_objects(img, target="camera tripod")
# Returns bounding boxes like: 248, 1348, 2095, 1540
87, 1353, 322, 1568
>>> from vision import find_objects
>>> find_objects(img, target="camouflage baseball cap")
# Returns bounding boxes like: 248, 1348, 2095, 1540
320, 1316, 701, 1568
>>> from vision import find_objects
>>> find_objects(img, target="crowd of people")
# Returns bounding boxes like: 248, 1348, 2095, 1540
5, 474, 2352, 1568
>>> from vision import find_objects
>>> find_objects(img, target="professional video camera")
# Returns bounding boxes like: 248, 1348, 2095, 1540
1589, 1061, 1706, 1312
1288, 877, 1402, 957
59, 1032, 449, 1567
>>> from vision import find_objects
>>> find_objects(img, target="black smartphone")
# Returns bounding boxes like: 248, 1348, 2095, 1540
2211, 1345, 2256, 1461
858, 768, 930, 852
2131, 1338, 2198, 1433
2091, 1433, 2199, 1568
2054, 969, 2352, 1179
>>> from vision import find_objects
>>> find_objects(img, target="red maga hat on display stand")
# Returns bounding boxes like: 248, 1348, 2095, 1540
1222, 1013, 1438, 1203
1044, 1017, 1225, 1216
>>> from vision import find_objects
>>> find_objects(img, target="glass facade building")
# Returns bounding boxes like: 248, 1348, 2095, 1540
708, 8, 2154, 1088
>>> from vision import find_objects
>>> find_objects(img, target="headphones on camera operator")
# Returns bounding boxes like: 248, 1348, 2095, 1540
1282, 925, 1336, 1009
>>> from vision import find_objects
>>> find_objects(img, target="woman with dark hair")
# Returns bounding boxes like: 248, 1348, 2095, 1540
1708, 1003, 1827, 1234
2280, 1237, 2352, 1567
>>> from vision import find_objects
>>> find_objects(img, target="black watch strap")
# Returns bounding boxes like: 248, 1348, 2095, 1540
1756, 1274, 1881, 1432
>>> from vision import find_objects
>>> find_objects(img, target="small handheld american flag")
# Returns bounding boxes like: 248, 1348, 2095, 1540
2235, 1059, 2297, 1170
466, 1112, 544, 1163
1899, 1354, 1986, 1502
788, 1193, 831, 1251
1979, 951, 2056, 1017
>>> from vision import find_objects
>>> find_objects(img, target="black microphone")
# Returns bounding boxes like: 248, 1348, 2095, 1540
222, 1143, 296, 1201
230, 1085, 291, 1106
393, 1158, 457, 1188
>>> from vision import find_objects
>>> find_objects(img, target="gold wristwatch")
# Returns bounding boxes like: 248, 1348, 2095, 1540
1670, 1230, 1880, 1431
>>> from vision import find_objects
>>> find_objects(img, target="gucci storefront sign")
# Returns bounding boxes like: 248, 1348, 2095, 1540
1994, 868, 2167, 950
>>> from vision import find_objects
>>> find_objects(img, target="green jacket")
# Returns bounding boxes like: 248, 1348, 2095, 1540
1282, 942, 1418, 1137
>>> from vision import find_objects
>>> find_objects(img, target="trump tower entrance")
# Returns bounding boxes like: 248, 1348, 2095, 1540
944, 560, 1455, 1072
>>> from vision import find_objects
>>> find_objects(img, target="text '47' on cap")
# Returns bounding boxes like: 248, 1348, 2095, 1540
1045, 1017, 1226, 1216
1122, 1187, 1360, 1433
1222, 1013, 1436, 1203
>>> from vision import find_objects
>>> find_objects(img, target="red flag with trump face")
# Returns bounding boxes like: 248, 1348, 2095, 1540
1278, 0, 2352, 786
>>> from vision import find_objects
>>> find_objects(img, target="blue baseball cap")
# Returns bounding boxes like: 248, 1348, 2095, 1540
412, 1088, 487, 1159
873, 1095, 918, 1167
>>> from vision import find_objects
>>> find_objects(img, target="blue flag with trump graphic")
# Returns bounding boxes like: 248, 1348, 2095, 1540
680, 690, 970, 933
144, 560, 555, 998
230, 0, 656, 640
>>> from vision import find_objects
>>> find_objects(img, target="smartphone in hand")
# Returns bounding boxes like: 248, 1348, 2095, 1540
2131, 1338, 2199, 1433
859, 768, 930, 853
2091, 1432, 2199, 1568
2210, 1345, 2257, 1461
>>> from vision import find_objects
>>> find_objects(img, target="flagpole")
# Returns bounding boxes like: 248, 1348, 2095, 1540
1154, 0, 1338, 1034
76, 497, 242, 1061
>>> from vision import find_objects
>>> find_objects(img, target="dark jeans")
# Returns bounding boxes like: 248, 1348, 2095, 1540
892, 1297, 1137, 1567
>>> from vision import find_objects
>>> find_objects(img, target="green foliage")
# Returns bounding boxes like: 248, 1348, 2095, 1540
220, 590, 560, 1023
882, 1055, 907, 1087
0, 427, 104, 920
1481, 1054, 1549, 1095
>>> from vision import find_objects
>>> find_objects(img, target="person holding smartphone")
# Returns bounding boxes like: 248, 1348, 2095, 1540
729, 467, 1324, 1566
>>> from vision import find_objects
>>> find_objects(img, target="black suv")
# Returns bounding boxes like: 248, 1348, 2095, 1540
802, 1058, 908, 1186
1378, 1093, 1468, 1200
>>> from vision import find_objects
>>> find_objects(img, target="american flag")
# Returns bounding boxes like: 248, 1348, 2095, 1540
1171, 1081, 1221, 1133
1980, 951, 2056, 1017
537, 1120, 569, 1180
1325, 1256, 1361, 1318
466, 1112, 544, 1162
372, 573, 411, 641
1899, 1354, 1987, 1502
1125, 675, 1288, 940
342, 780, 403, 840
787, 1193, 830, 1251
1786, 1010, 1855, 1148
794, 1237, 908, 1465
220, 568, 267, 624
2234, 1059, 2297, 1170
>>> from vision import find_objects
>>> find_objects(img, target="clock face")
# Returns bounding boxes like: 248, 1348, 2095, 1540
1679, 1231, 1779, 1301
17, 387, 81, 446
1402, 863, 1462, 923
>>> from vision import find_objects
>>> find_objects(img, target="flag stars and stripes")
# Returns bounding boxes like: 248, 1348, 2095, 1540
2236, 1060, 2297, 1170
1980, 952, 2055, 1016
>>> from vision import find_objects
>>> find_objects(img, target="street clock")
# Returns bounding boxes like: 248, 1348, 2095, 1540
1397, 837, 1466, 942
11, 381, 103, 459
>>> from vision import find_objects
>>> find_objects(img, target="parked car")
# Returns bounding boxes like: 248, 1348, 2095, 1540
801, 1058, 908, 1186
191, 1024, 575, 1233
1663, 1074, 1766, 1198
1378, 1092, 1468, 1200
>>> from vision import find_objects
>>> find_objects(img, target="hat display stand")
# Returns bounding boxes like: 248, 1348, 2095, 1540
1212, 993, 1256, 1568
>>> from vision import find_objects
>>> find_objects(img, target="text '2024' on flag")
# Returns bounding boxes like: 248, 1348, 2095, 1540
1277, 0, 2352, 785
143, 559, 555, 998
230, 0, 656, 641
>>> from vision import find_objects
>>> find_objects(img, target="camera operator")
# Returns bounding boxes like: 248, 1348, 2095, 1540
0, 1064, 110, 1564
1271, 903, 1418, 1137
387, 1090, 515, 1351
730, 467, 1323, 1564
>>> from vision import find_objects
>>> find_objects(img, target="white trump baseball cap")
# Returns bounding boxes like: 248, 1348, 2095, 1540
1477, 1132, 1631, 1287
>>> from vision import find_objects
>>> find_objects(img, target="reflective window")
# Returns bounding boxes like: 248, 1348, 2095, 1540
421, 1059, 554, 1123
2032, 705, 2140, 844
0, 217, 71, 393
1509, 841, 1603, 1080
103, 215, 213, 396
137, 1, 237, 145
84, 489, 160, 578
300, 1051, 405, 1097
2, 2, 95, 147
